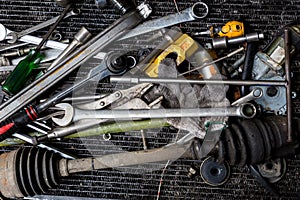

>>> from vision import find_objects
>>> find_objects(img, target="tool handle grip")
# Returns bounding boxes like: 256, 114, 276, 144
0, 106, 38, 142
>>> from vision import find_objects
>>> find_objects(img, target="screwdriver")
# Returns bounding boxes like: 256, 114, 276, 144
194, 21, 244, 38
1, 0, 75, 96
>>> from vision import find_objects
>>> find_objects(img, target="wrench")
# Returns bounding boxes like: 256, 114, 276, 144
0, 3, 152, 142
0, 24, 68, 50
120, 2, 209, 40
231, 88, 263, 106
6, 8, 81, 44
52, 103, 257, 127
76, 83, 153, 110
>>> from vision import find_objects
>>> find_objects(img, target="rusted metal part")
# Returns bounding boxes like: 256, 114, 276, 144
284, 29, 293, 143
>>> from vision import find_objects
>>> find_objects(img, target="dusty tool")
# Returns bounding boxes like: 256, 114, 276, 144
76, 83, 153, 110
36, 83, 155, 140
6, 8, 80, 44
252, 25, 300, 80
0, 3, 152, 141
231, 88, 263, 106
0, 24, 68, 50
10, 48, 63, 66
48, 27, 92, 70
0, 115, 296, 199
194, 21, 244, 38
143, 33, 199, 77
179, 47, 245, 76
110, 76, 287, 86
120, 2, 209, 40
212, 32, 264, 49
51, 103, 257, 127
284, 29, 293, 142
1, 0, 76, 96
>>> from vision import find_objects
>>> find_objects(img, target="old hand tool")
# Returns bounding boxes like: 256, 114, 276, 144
6, 8, 80, 44
231, 88, 263, 106
37, 83, 157, 142
48, 27, 92, 70
1, 0, 76, 96
110, 76, 287, 86
76, 83, 153, 110
120, 2, 209, 40
0, 24, 68, 50
194, 21, 245, 38
51, 103, 257, 127
212, 32, 264, 49
0, 1, 151, 132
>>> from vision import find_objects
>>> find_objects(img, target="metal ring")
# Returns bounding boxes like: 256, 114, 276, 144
200, 156, 231, 186
191, 2, 209, 19
103, 133, 112, 141
240, 103, 257, 119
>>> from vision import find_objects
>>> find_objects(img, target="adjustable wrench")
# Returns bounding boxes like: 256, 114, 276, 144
6, 8, 81, 44
52, 103, 257, 127
120, 2, 209, 40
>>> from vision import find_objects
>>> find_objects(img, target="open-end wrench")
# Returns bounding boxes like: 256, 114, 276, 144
6, 8, 80, 44
0, 24, 68, 50
52, 103, 257, 127
0, 2, 152, 142
120, 2, 209, 40
231, 88, 263, 106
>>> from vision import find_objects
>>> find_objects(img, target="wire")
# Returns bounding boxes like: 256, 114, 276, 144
156, 160, 170, 200
173, 0, 180, 13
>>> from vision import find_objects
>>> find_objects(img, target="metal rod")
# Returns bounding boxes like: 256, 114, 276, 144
179, 47, 244, 76
284, 29, 293, 143
110, 76, 287, 86
36, 3, 72, 51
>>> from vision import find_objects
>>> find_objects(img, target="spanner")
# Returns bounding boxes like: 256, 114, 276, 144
0, 24, 68, 50
6, 8, 80, 44
231, 88, 263, 106
52, 103, 257, 127
120, 2, 209, 40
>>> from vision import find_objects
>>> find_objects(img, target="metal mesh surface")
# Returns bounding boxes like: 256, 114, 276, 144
0, 0, 300, 199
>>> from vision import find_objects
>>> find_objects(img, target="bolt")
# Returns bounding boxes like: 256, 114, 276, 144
266, 86, 278, 97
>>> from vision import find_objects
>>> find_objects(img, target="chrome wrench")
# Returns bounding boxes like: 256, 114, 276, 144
0, 24, 68, 50
52, 103, 257, 127
120, 2, 209, 40
7, 8, 81, 44
0, 3, 152, 142
231, 88, 263, 106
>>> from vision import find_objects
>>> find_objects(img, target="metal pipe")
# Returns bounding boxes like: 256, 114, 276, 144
284, 29, 293, 143
110, 76, 287, 86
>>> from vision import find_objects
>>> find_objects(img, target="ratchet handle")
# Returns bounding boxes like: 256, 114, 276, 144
0, 106, 38, 141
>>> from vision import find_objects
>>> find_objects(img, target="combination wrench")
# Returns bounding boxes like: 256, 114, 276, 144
52, 103, 257, 127
0, 24, 68, 50
0, 3, 152, 142
120, 2, 209, 40
231, 88, 263, 106
6, 8, 81, 44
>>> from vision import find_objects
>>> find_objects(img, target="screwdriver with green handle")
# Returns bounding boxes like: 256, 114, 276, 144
1, 0, 75, 96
